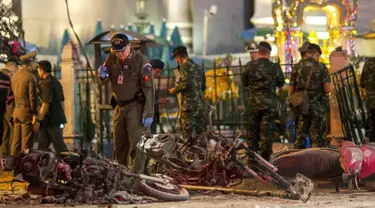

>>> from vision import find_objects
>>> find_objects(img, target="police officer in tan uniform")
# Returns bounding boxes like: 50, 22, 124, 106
11, 51, 39, 156
97, 32, 154, 173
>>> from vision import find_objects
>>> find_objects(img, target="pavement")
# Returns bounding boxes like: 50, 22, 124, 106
0, 143, 371, 208
1, 170, 375, 208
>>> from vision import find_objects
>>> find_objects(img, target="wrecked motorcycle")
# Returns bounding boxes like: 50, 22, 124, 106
138, 131, 244, 187
0, 149, 189, 202
138, 132, 315, 201
335, 137, 375, 192
138, 103, 315, 202
138, 103, 244, 187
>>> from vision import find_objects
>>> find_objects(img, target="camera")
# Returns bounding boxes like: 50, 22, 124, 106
209, 5, 217, 15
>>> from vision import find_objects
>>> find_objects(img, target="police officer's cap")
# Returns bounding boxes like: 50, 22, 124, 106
172, 46, 188, 58
150, 59, 164, 69
308, 43, 322, 55
7, 58, 19, 65
299, 42, 310, 53
111, 32, 130, 52
259, 41, 272, 51
246, 42, 259, 52
20, 51, 37, 64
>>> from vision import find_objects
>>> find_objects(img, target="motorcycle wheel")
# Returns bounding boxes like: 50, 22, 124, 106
138, 179, 189, 201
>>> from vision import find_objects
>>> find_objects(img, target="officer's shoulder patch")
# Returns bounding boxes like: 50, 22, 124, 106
143, 63, 152, 72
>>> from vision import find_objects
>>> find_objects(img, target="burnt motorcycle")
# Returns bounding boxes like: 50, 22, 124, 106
138, 105, 315, 202
0, 149, 189, 202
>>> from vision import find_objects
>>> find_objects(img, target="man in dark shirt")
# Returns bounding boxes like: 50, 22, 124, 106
0, 66, 15, 157
0, 70, 12, 147
36, 60, 68, 154
150, 59, 168, 134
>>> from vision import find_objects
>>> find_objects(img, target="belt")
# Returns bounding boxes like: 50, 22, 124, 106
15, 104, 30, 108
117, 97, 137, 107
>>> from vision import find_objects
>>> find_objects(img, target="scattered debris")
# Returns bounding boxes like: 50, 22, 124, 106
1, 156, 154, 205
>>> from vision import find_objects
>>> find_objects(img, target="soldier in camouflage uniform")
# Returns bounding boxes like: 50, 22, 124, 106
243, 42, 259, 112
247, 42, 259, 62
290, 44, 330, 148
360, 57, 375, 142
169, 46, 206, 139
286, 42, 310, 141
241, 41, 285, 161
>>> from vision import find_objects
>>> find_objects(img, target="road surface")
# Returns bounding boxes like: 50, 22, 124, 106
1, 171, 374, 208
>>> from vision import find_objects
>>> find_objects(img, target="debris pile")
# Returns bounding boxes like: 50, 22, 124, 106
2, 156, 153, 205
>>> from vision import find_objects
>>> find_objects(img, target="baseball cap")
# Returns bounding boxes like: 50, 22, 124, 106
259, 41, 272, 51
299, 42, 310, 53
111, 33, 130, 52
150, 59, 164, 69
308, 43, 322, 55
172, 46, 188, 58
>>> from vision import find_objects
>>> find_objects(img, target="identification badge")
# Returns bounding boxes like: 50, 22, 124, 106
117, 74, 124, 84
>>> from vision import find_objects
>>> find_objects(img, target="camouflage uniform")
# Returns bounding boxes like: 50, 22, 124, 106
360, 58, 375, 142
241, 58, 285, 161
175, 59, 206, 139
291, 57, 330, 148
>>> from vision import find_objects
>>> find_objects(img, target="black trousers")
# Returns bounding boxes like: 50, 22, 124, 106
38, 125, 68, 154
151, 112, 160, 134
0, 105, 5, 146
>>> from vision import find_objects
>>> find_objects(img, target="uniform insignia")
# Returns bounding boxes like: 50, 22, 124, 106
143, 63, 152, 72
123, 64, 130, 70
112, 38, 123, 45
144, 76, 151, 83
